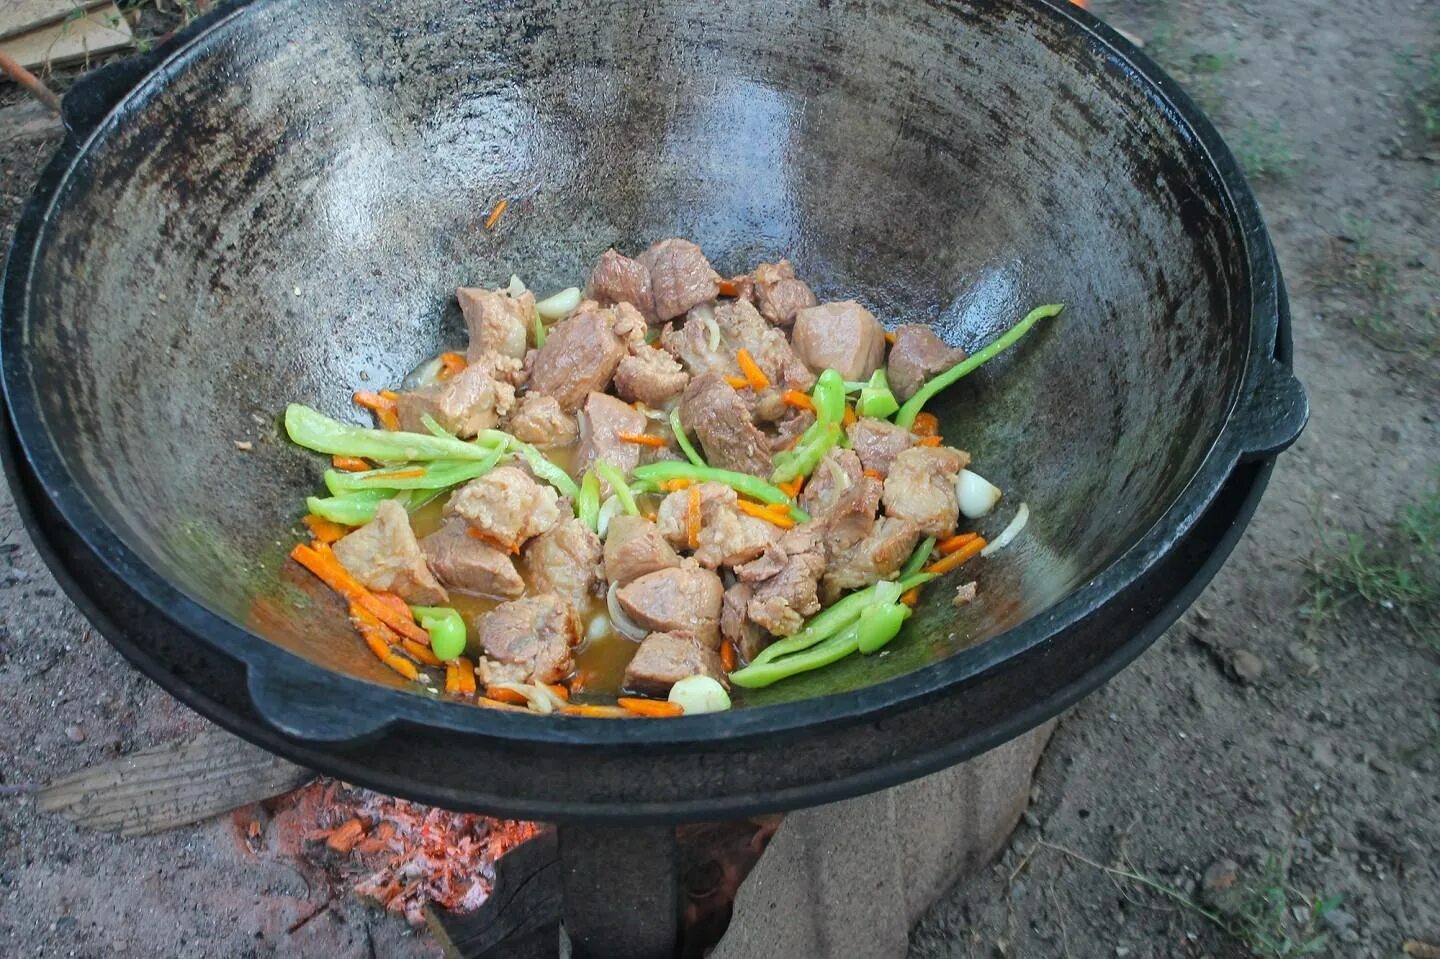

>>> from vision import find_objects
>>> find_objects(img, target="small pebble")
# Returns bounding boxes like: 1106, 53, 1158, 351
1022, 810, 1042, 830
65, 724, 85, 743
1115, 948, 1131, 958
1231, 649, 1265, 683
233, 440, 254, 452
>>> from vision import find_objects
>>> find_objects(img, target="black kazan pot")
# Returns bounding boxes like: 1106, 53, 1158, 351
1, 0, 1305, 825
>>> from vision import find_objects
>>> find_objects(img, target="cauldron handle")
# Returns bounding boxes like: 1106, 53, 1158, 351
1226, 246, 1309, 462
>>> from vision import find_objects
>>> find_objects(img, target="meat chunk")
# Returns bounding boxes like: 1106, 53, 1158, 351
739, 528, 826, 636
752, 259, 817, 327
721, 582, 767, 663
613, 349, 689, 406
395, 362, 515, 438
887, 324, 965, 401
575, 392, 648, 479
604, 515, 681, 586
506, 392, 578, 447
882, 446, 969, 537
421, 519, 525, 598
791, 301, 887, 380
662, 299, 815, 393
458, 286, 533, 362
636, 238, 719, 321
622, 630, 726, 697
693, 504, 782, 570
615, 561, 724, 646
527, 306, 625, 411
523, 517, 602, 610
847, 417, 917, 476
584, 248, 656, 323
477, 594, 580, 684
823, 517, 923, 598
800, 448, 883, 556
656, 482, 736, 550
769, 409, 815, 452
679, 374, 773, 477
446, 466, 562, 551
331, 499, 448, 605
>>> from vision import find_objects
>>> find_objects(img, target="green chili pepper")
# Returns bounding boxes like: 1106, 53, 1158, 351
771, 422, 842, 486
729, 622, 864, 688
594, 462, 639, 515
812, 369, 846, 424
857, 602, 911, 654
409, 606, 467, 661
749, 575, 929, 666
533, 310, 548, 348
899, 536, 936, 579
856, 368, 900, 419
576, 469, 602, 531
324, 449, 505, 495
305, 490, 394, 526
668, 408, 706, 467
632, 461, 809, 522
894, 304, 1063, 429
285, 404, 498, 462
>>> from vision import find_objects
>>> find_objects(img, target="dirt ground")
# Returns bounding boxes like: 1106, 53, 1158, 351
1, 0, 1437, 956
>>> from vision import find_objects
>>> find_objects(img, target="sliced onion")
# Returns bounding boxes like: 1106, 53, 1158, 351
956, 469, 1003, 519
506, 274, 527, 297
403, 356, 445, 389
692, 303, 720, 352
586, 614, 611, 642
596, 495, 623, 538
491, 681, 566, 714
536, 286, 582, 320
606, 581, 649, 641
668, 675, 731, 714
981, 502, 1029, 557
634, 402, 669, 422
823, 453, 850, 492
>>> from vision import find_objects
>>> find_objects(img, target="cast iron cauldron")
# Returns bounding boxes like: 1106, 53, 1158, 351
2, 0, 1305, 822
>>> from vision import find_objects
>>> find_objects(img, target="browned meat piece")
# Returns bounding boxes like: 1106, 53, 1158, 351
769, 409, 815, 451
792, 301, 887, 380
721, 582, 768, 663
420, 519, 525, 598
604, 515, 681, 586
679, 374, 773, 477
655, 482, 736, 550
575, 392, 648, 480
661, 299, 815, 393
823, 517, 923, 598
527, 306, 625, 411
477, 594, 581, 684
584, 248, 656, 323
615, 561, 724, 646
523, 517, 602, 610
613, 348, 689, 406
486, 351, 528, 388
847, 417, 917, 476
734, 525, 822, 583
882, 446, 969, 537
887, 324, 966, 401
506, 392, 578, 447
476, 657, 530, 686
800, 448, 883, 556
748, 552, 825, 636
694, 504, 782, 570
636, 238, 719, 321
622, 630, 726, 697
395, 362, 515, 438
752, 259, 817, 327
609, 301, 650, 351
446, 466, 562, 551
332, 499, 448, 605
458, 286, 533, 362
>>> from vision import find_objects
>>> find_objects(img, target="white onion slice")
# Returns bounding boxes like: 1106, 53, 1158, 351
490, 681, 566, 714
403, 356, 445, 389
586, 614, 611, 642
536, 286, 582, 320
668, 675, 731, 714
634, 402, 669, 422
956, 469, 1003, 519
981, 502, 1030, 557
596, 496, 623, 538
606, 581, 649, 641
506, 274, 527, 297
692, 304, 720, 351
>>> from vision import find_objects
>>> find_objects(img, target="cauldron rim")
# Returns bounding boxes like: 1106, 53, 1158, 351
0, 0, 1305, 815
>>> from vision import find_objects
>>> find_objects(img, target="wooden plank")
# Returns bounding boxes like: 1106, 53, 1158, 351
0, 99, 64, 144
37, 726, 313, 837
0, 3, 131, 71
0, 0, 111, 43
425, 829, 562, 959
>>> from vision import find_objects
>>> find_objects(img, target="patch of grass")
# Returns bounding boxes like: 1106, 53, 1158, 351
1232, 119, 1295, 180
1396, 49, 1440, 143
1305, 474, 1440, 647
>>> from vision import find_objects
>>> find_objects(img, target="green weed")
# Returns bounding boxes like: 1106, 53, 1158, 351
1232, 120, 1295, 180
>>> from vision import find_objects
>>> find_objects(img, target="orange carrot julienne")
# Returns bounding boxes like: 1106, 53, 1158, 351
842, 406, 857, 427
917, 435, 943, 447
781, 390, 815, 412
720, 639, 737, 672
900, 588, 920, 606
925, 536, 987, 575
353, 391, 400, 431
724, 375, 750, 390
379, 389, 399, 401
884, 330, 897, 346
686, 486, 703, 550
863, 468, 885, 481
332, 455, 372, 472
476, 696, 530, 712
303, 514, 349, 544
659, 478, 693, 492
617, 431, 667, 448
716, 278, 740, 297
361, 631, 392, 663
737, 500, 794, 528
453, 657, 477, 695
371, 591, 412, 621
484, 685, 530, 706
911, 412, 940, 437
778, 476, 804, 498
290, 543, 431, 644
937, 532, 979, 555
444, 661, 463, 695
484, 197, 508, 231
438, 352, 467, 378
403, 638, 442, 666
547, 683, 571, 702
382, 653, 420, 681
560, 704, 632, 718
736, 349, 770, 390
618, 697, 685, 717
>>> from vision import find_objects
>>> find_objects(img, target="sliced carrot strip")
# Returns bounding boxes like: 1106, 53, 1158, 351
444, 661, 463, 695
686, 486, 703, 550
720, 639, 737, 672
842, 407, 857, 427
303, 514, 349, 544
438, 352, 467, 378
382, 654, 419, 681
484, 197, 508, 231
924, 536, 988, 575
453, 657, 477, 696
781, 390, 815, 412
353, 391, 400, 431
658, 478, 694, 492
737, 500, 794, 528
403, 639, 442, 667
547, 683, 571, 702
560, 704, 632, 718
937, 532, 980, 555
361, 631, 392, 663
884, 330, 897, 346
476, 696, 529, 712
900, 588, 920, 607
371, 591, 413, 621
911, 412, 940, 437
618, 697, 685, 717
716, 278, 740, 297
863, 469, 885, 481
778, 476, 804, 498
917, 435, 943, 447
617, 432, 667, 448
332, 455, 372, 472
484, 685, 530, 706
724, 375, 751, 390
290, 543, 430, 644
736, 349, 770, 390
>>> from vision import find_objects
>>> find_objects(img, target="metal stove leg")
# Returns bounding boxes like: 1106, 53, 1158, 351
558, 824, 679, 959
